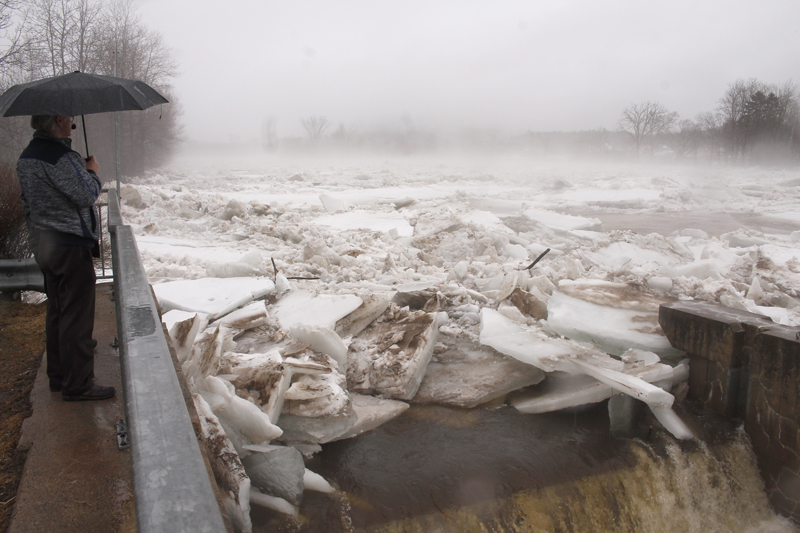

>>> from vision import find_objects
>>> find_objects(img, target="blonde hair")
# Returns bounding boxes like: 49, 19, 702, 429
30, 115, 58, 132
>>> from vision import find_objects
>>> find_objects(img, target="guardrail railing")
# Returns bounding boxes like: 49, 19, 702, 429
107, 191, 227, 532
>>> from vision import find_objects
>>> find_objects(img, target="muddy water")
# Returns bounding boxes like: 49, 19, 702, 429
251, 403, 797, 532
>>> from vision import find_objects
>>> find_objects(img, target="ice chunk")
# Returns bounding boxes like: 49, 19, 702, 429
649, 405, 694, 440
524, 208, 602, 232
249, 488, 297, 517
562, 358, 674, 409
200, 376, 283, 443
289, 325, 348, 370
746, 276, 766, 304
226, 352, 330, 425
479, 308, 586, 373
241, 445, 305, 505
277, 401, 356, 444
647, 276, 673, 292
193, 394, 252, 533
414, 339, 545, 408
334, 291, 395, 337
507, 287, 548, 320
303, 469, 335, 493
273, 290, 363, 329
331, 393, 410, 441
546, 291, 677, 357
512, 373, 614, 414
205, 261, 260, 278
163, 310, 208, 364
279, 355, 356, 444
315, 210, 413, 237
319, 193, 350, 213
511, 357, 677, 414
348, 304, 441, 400
153, 277, 275, 320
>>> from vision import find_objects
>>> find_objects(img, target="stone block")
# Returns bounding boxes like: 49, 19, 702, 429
659, 301, 769, 368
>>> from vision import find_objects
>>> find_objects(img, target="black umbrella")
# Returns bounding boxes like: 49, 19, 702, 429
0, 71, 169, 157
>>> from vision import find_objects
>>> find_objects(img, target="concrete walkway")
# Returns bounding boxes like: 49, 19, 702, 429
9, 282, 136, 532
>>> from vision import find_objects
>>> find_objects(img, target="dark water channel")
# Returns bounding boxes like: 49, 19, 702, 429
251, 402, 795, 532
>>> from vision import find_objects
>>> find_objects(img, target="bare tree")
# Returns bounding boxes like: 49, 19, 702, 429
716, 78, 763, 161
301, 115, 329, 144
696, 111, 723, 164
618, 101, 678, 157
668, 119, 701, 160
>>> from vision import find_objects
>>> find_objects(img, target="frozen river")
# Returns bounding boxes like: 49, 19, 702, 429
116, 147, 800, 531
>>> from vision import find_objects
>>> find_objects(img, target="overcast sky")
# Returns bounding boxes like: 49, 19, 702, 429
133, 0, 800, 144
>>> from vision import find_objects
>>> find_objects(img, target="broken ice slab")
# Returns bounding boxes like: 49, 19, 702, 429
523, 208, 603, 232
193, 394, 252, 533
249, 488, 297, 518
200, 376, 283, 444
303, 469, 335, 493
153, 277, 276, 320
334, 291, 395, 338
277, 403, 357, 444
241, 445, 305, 506
561, 358, 674, 409
330, 393, 410, 441
319, 192, 350, 213
546, 291, 680, 357
162, 310, 208, 364
272, 290, 363, 329
479, 307, 590, 373
314, 210, 414, 236
510, 354, 681, 414
480, 308, 679, 409
289, 325, 348, 370
347, 304, 441, 400
414, 338, 545, 408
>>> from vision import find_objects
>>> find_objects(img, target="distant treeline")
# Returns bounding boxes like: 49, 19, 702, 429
275, 79, 799, 166
0, 0, 181, 176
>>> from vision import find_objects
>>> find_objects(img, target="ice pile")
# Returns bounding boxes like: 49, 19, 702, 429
124, 156, 800, 530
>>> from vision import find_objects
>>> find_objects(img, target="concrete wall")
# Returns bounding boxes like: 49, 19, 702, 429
660, 301, 800, 523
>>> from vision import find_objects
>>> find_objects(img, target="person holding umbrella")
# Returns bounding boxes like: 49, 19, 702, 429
1, 71, 168, 402
16, 114, 115, 401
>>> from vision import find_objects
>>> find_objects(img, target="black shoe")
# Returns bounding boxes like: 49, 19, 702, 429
62, 385, 116, 402
91, 339, 98, 350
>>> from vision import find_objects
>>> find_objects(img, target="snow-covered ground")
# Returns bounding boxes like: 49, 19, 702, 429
113, 148, 800, 524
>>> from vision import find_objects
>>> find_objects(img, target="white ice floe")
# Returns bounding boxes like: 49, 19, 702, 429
272, 290, 363, 329
481, 308, 691, 438
315, 210, 414, 237
524, 208, 603, 232
153, 277, 275, 320
545, 291, 678, 357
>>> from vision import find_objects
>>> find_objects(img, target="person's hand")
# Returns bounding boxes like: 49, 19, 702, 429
85, 155, 99, 173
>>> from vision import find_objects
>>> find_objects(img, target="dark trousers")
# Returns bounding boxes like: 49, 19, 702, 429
35, 242, 96, 395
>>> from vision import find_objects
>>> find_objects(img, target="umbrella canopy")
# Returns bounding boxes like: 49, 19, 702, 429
0, 71, 168, 117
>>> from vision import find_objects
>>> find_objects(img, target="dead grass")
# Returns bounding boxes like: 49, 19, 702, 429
0, 296, 45, 530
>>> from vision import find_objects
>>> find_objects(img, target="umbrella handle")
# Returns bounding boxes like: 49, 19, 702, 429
81, 115, 89, 159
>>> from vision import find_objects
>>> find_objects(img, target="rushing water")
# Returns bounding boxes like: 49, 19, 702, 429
250, 402, 797, 532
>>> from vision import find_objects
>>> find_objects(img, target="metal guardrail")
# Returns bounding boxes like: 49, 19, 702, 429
0, 257, 44, 292
107, 191, 227, 532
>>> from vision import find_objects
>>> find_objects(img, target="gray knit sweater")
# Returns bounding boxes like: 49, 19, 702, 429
16, 131, 102, 249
